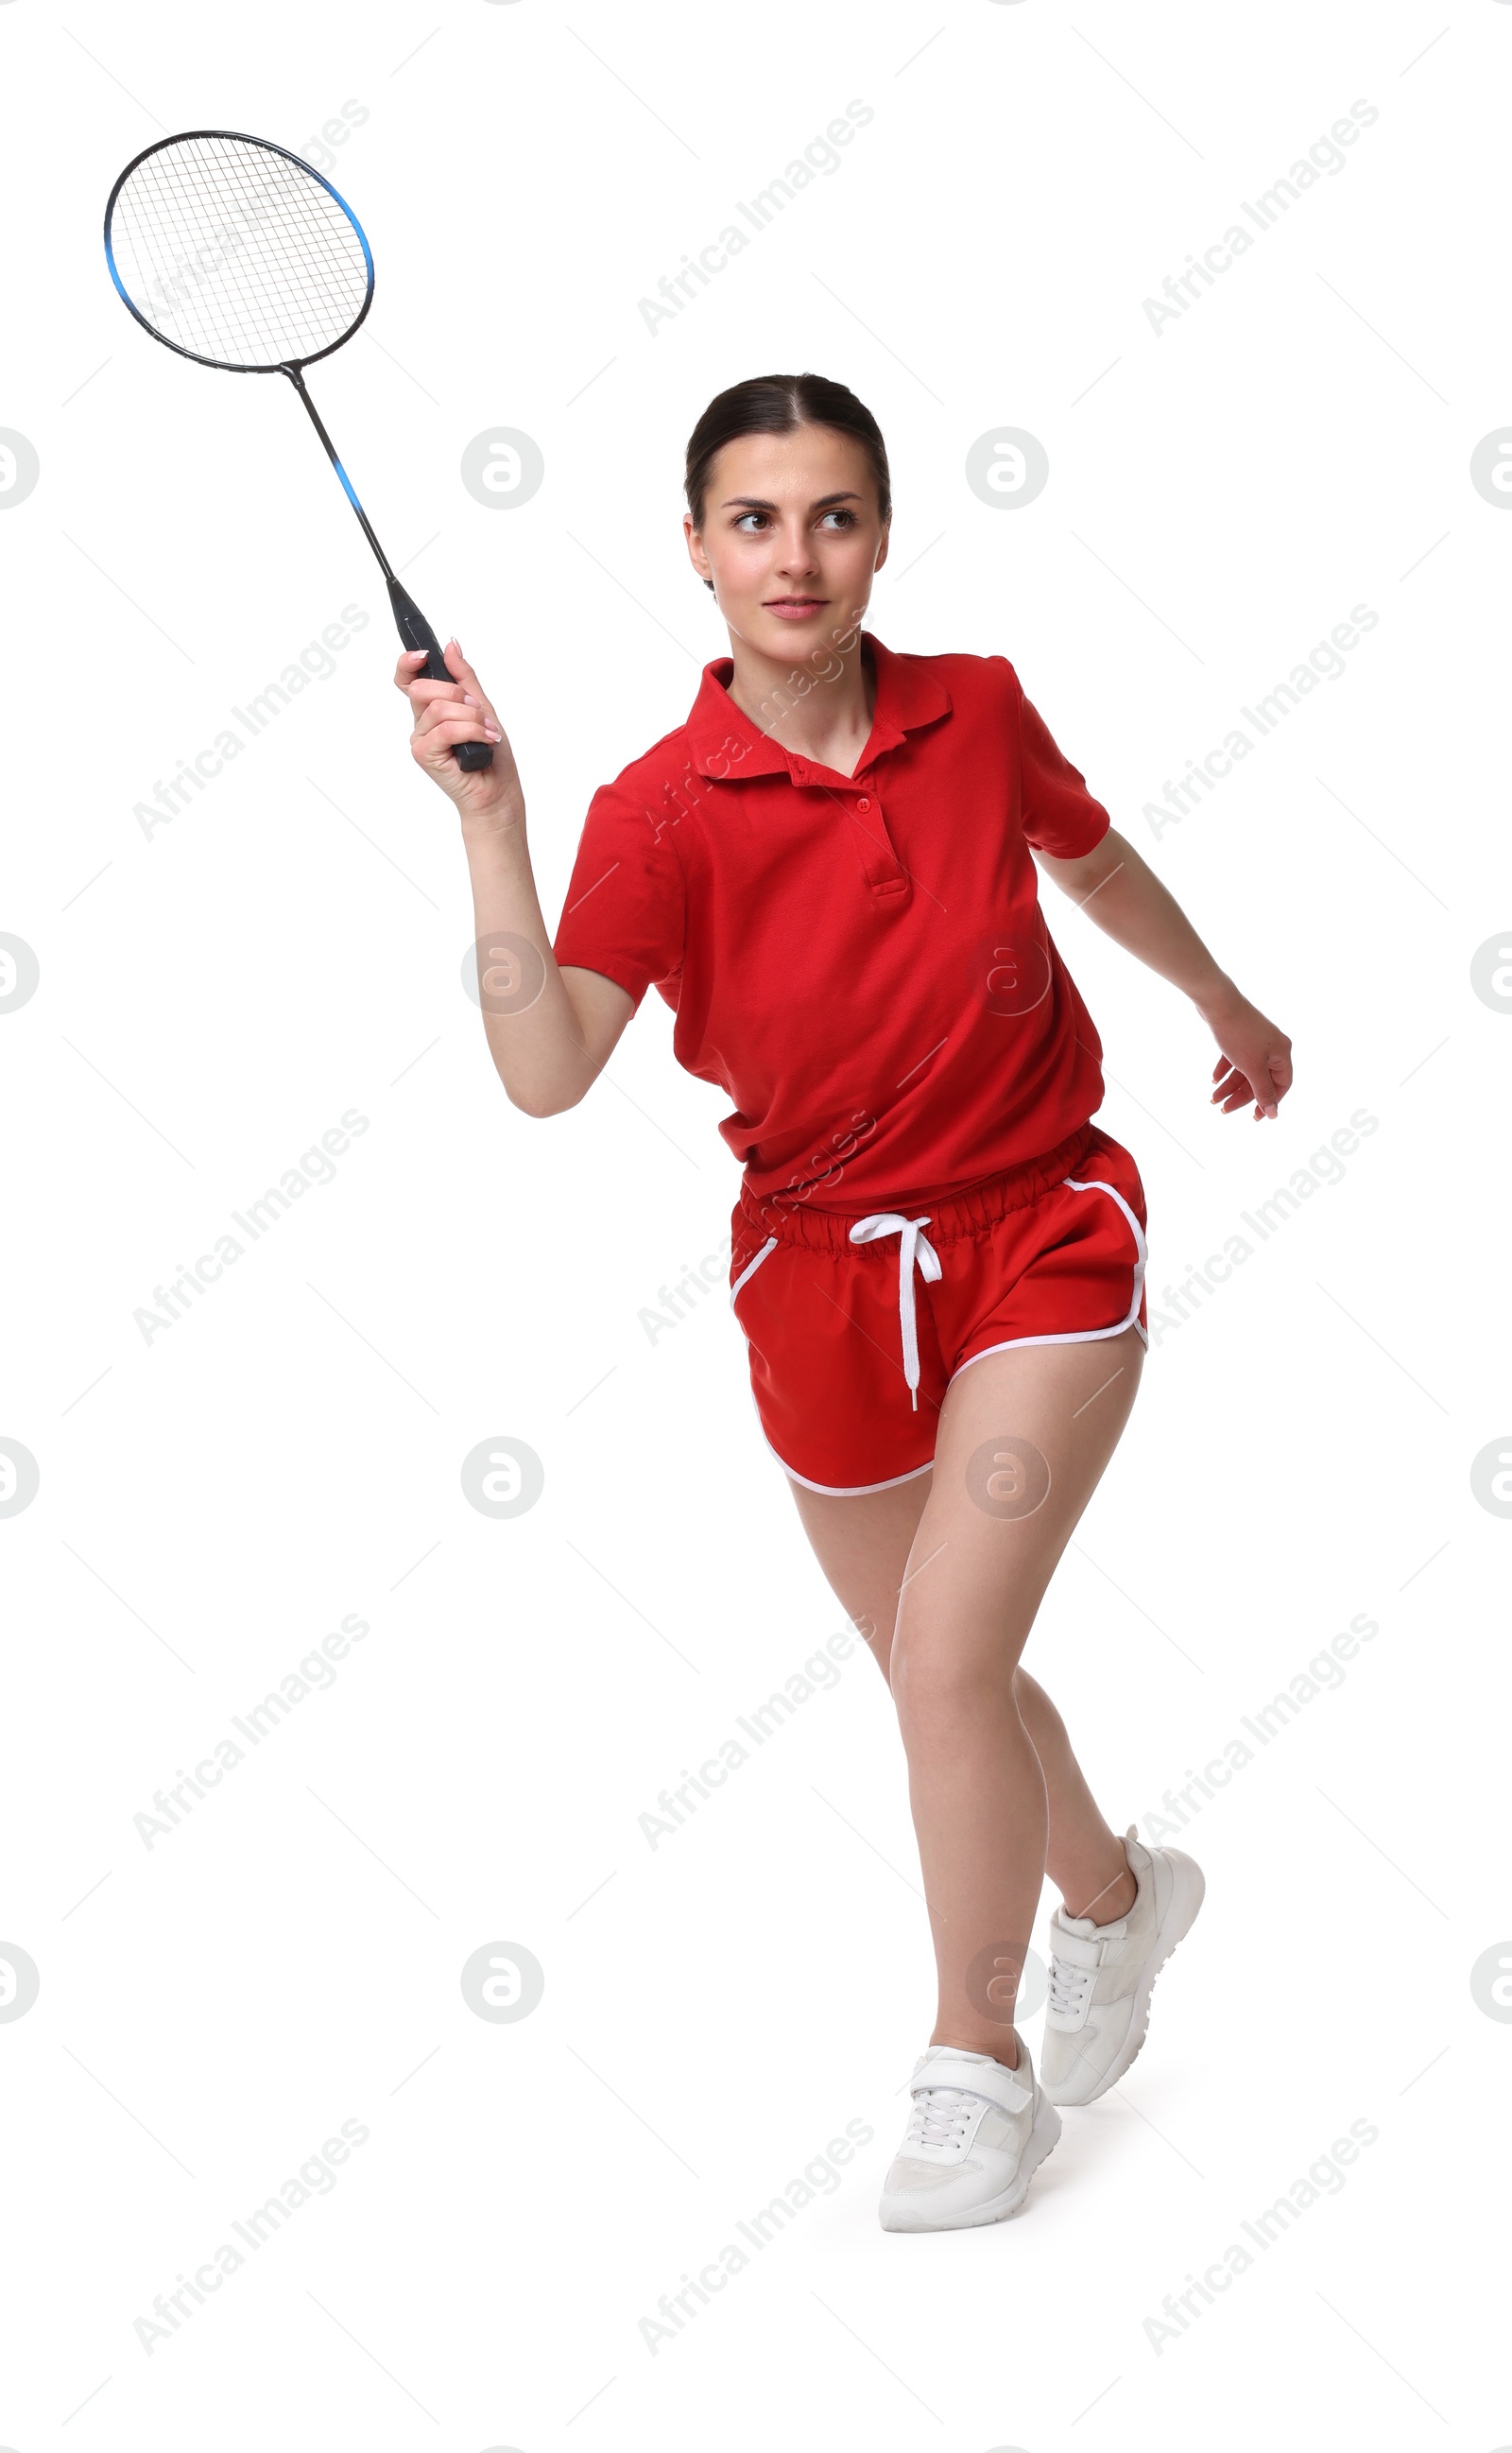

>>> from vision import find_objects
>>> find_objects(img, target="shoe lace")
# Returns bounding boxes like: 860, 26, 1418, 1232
1047, 1950, 1095, 2019
907, 2086, 975, 2150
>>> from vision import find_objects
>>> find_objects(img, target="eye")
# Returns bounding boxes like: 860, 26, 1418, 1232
820, 509, 859, 528
733, 510, 769, 532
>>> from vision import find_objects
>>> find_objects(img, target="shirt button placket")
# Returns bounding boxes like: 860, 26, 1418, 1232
851, 784, 908, 902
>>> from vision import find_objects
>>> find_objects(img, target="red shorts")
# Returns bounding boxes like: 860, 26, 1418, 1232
728, 1123, 1148, 1494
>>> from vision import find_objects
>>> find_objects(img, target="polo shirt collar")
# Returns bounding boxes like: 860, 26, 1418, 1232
685, 630, 952, 781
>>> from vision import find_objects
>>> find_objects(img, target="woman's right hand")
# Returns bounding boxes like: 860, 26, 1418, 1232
394, 642, 523, 827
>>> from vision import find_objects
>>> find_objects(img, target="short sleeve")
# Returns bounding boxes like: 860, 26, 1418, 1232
1015, 674, 1112, 860
552, 777, 686, 1012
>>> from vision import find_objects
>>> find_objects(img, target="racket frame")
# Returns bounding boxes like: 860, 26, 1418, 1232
103, 129, 375, 377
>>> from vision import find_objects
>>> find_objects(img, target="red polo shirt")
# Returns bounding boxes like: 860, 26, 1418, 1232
552, 631, 1112, 1212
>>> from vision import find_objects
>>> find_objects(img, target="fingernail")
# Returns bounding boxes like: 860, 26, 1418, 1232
464, 694, 480, 706
485, 727, 502, 741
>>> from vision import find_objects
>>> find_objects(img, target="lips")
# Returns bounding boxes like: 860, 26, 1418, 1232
765, 597, 826, 615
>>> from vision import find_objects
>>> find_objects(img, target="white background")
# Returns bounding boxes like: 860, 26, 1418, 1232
2, 0, 1508, 2444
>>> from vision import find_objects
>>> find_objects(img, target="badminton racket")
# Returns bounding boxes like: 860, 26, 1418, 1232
103, 129, 491, 770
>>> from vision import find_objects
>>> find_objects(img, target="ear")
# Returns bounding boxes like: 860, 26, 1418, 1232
683, 511, 713, 585
873, 515, 891, 575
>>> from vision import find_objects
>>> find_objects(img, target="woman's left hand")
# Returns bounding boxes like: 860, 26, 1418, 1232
1199, 988, 1293, 1119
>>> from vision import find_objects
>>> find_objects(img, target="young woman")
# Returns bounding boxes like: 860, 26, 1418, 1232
397, 373, 1292, 2233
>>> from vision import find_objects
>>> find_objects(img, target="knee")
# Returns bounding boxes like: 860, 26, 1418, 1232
1011, 1661, 1063, 1734
891, 1625, 1020, 1743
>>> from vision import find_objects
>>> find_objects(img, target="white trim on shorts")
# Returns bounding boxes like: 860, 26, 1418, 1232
946, 1173, 1149, 1384
748, 1386, 936, 1497
730, 1235, 779, 1307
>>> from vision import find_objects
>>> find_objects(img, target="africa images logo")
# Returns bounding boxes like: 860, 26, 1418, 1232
1142, 100, 1380, 337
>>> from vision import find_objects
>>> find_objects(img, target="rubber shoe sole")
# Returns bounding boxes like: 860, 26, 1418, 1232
879, 2091, 1062, 2233
1044, 1849, 1207, 2108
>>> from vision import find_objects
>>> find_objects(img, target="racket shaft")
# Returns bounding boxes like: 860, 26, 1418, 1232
387, 579, 493, 771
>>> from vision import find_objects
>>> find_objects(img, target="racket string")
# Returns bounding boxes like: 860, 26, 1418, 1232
121, 137, 361, 362
177, 141, 358, 348
134, 139, 358, 361
109, 132, 370, 369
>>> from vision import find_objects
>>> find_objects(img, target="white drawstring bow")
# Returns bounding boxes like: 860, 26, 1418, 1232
847, 1212, 941, 1408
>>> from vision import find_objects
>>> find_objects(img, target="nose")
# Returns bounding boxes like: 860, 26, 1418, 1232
775, 521, 820, 579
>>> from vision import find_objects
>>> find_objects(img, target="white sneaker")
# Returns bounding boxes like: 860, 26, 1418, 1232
1040, 1824, 1205, 2106
878, 2030, 1061, 2232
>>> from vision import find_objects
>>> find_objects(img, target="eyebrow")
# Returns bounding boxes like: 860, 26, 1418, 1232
718, 492, 865, 510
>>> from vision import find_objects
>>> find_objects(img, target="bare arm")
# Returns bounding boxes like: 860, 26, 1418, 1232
395, 642, 633, 1115
1034, 825, 1293, 1120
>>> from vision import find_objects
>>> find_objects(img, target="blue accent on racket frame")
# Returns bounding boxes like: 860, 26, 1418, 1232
307, 166, 376, 290
332, 459, 367, 515
103, 231, 131, 313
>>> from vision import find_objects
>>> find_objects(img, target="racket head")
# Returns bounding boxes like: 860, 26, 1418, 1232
103, 130, 374, 375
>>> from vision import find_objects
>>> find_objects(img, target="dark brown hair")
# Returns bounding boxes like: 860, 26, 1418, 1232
684, 373, 891, 589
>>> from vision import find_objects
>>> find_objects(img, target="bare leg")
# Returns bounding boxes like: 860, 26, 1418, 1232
789, 1325, 1144, 2064
1013, 1669, 1136, 1925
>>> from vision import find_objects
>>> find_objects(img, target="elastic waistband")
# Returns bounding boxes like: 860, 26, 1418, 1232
736, 1123, 1098, 1257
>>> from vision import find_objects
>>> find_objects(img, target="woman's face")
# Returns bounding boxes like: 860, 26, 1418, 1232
685, 423, 889, 663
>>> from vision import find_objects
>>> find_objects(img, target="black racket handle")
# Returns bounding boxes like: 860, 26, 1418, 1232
387, 579, 494, 771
